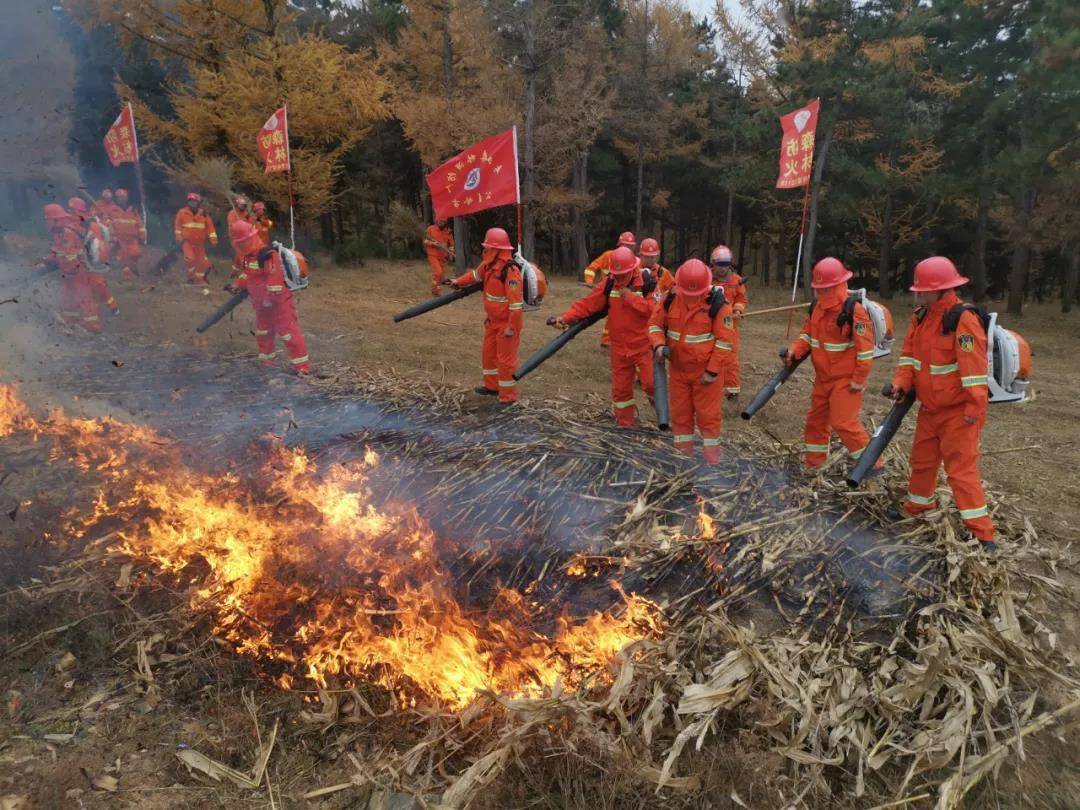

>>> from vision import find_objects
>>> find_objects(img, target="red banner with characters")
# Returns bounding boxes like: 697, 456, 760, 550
103, 103, 139, 167
775, 100, 820, 189
426, 128, 520, 221
257, 107, 291, 174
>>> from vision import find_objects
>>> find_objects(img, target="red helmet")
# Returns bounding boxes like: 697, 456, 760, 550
617, 231, 636, 247
68, 198, 89, 216
710, 245, 733, 266
43, 203, 67, 223
234, 194, 248, 207
811, 257, 852, 289
610, 246, 639, 276
481, 227, 513, 251
115, 188, 128, 200
910, 256, 968, 292
675, 259, 712, 296
101, 189, 113, 200
639, 237, 660, 257
186, 192, 201, 204
253, 201, 266, 213
230, 219, 259, 245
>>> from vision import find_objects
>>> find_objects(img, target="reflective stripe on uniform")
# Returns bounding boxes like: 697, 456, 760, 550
267, 285, 284, 292
182, 222, 205, 229
280, 333, 292, 342
290, 355, 309, 365
959, 505, 989, 519
482, 368, 498, 375
471, 269, 482, 282
724, 387, 740, 394
702, 437, 722, 447
258, 352, 277, 360
807, 337, 821, 348
713, 339, 732, 351
673, 434, 694, 444
509, 303, 524, 310
485, 294, 507, 303
849, 446, 865, 458
899, 356, 922, 370
498, 379, 516, 388
930, 363, 959, 375
804, 443, 829, 453
613, 399, 635, 409
798, 333, 811, 343
823, 341, 853, 351
856, 350, 875, 361
254, 329, 269, 336
906, 492, 934, 505
666, 329, 682, 340
648, 325, 664, 335
683, 333, 713, 344
961, 375, 987, 388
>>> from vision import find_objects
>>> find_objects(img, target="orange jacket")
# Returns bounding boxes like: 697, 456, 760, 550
174, 207, 218, 246
561, 269, 654, 356
584, 249, 617, 285
91, 200, 116, 229
49, 226, 84, 274
716, 271, 747, 316
424, 224, 454, 256
235, 246, 292, 307
254, 215, 273, 246
227, 209, 253, 247
111, 205, 145, 244
453, 255, 523, 330
648, 292, 737, 377
788, 284, 874, 385
892, 290, 988, 418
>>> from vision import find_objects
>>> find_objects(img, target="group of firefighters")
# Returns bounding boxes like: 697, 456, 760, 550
426, 225, 999, 549
40, 189, 308, 373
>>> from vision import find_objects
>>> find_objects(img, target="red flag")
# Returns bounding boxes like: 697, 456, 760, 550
426, 128, 520, 220
775, 100, 820, 189
103, 103, 139, 167
257, 107, 291, 174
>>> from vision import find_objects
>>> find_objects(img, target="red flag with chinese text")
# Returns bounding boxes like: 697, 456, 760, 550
426, 128, 520, 220
775, 100, 820, 189
103, 104, 139, 167
257, 108, 291, 174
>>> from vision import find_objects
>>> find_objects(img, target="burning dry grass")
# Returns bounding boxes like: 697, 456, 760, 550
2, 371, 1078, 808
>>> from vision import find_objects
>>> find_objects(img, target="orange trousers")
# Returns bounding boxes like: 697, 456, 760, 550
426, 249, 448, 293
611, 348, 654, 427
181, 241, 211, 284
903, 406, 994, 541
669, 368, 724, 463
252, 296, 310, 373
481, 320, 521, 403
115, 240, 141, 281
84, 273, 119, 314
723, 327, 741, 395
802, 378, 877, 468
59, 272, 100, 332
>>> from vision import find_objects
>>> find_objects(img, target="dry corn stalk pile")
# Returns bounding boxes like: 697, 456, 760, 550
3, 365, 1077, 808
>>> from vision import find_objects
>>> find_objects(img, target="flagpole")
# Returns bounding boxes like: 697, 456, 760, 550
284, 103, 295, 249
512, 125, 522, 249
128, 102, 149, 242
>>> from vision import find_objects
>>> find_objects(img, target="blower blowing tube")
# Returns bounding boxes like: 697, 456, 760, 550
741, 349, 806, 420
652, 353, 670, 431
392, 282, 482, 323
513, 310, 606, 381
846, 385, 917, 487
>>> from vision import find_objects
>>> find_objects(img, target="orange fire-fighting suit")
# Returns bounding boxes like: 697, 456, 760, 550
453, 252, 523, 403
715, 271, 747, 395
424, 224, 454, 295
787, 283, 878, 468
254, 214, 273, 246
584, 250, 620, 347
110, 204, 146, 281
49, 225, 100, 332
560, 269, 656, 427
648, 294, 737, 462
78, 218, 119, 315
227, 209, 254, 275
234, 246, 311, 373
891, 290, 993, 541
91, 199, 116, 230
174, 206, 218, 285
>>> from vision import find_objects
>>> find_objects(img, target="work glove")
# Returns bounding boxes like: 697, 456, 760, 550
547, 317, 569, 330
699, 371, 718, 385
881, 383, 907, 402
848, 381, 866, 392
779, 348, 794, 367
503, 327, 515, 338
653, 345, 670, 362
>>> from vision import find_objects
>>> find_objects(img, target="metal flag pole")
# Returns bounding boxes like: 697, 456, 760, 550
284, 103, 295, 249
512, 125, 522, 249
129, 102, 149, 241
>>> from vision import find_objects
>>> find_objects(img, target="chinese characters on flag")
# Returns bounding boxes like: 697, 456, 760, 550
257, 108, 291, 174
775, 100, 820, 189
425, 128, 520, 220
103, 103, 139, 167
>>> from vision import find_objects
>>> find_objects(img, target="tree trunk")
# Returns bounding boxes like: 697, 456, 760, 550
737, 227, 748, 270
877, 187, 894, 299
1063, 252, 1079, 313
521, 0, 537, 256
761, 236, 771, 286
1006, 190, 1035, 315
800, 120, 834, 300
635, 142, 644, 237
972, 139, 991, 302
571, 150, 589, 275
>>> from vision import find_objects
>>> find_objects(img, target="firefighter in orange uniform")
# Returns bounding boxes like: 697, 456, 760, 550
649, 259, 736, 463
423, 219, 455, 296
448, 227, 522, 406
92, 189, 116, 228
784, 258, 880, 471
638, 237, 674, 299
584, 231, 636, 347
252, 202, 273, 246
885, 257, 995, 548
68, 198, 119, 316
227, 195, 253, 276
551, 246, 655, 427
110, 188, 146, 282
174, 192, 218, 286
228, 221, 311, 374
43, 203, 99, 332
710, 245, 746, 398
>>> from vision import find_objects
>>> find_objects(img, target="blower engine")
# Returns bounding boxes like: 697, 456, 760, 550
514, 248, 548, 310
271, 241, 310, 292
848, 288, 894, 359
987, 313, 1031, 403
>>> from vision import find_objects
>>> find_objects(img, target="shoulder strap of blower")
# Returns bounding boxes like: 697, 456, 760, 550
835, 297, 859, 333
942, 303, 991, 335
663, 286, 726, 317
